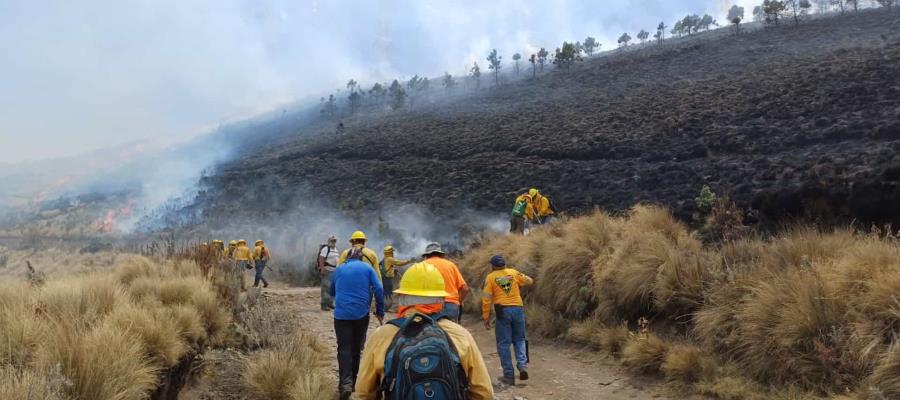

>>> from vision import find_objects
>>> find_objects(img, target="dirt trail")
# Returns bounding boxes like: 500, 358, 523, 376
265, 284, 696, 400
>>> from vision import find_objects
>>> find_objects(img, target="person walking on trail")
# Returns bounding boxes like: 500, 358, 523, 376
330, 247, 385, 400
530, 188, 555, 225
422, 243, 469, 322
482, 255, 534, 386
339, 230, 381, 281
233, 239, 253, 291
355, 262, 494, 400
509, 191, 535, 234
381, 245, 412, 312
318, 235, 340, 311
252, 239, 270, 288
227, 240, 237, 259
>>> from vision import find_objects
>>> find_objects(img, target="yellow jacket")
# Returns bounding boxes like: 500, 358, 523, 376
514, 193, 535, 220
533, 194, 554, 218
233, 245, 253, 262
355, 318, 494, 400
339, 247, 382, 281
253, 245, 270, 261
482, 267, 534, 321
382, 255, 411, 278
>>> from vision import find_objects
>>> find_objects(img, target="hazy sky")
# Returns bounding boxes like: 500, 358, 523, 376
0, 0, 757, 163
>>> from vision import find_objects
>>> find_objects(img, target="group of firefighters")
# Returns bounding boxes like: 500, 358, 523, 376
315, 229, 534, 400
510, 188, 555, 234
196, 188, 552, 400
198, 238, 271, 289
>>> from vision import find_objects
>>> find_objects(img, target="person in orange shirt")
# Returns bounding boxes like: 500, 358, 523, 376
422, 242, 469, 322
482, 255, 534, 386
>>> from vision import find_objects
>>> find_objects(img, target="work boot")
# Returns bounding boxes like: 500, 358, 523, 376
339, 385, 353, 400
499, 376, 515, 386
519, 369, 529, 381
263, 281, 269, 288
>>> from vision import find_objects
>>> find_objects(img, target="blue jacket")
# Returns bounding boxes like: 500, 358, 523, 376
330, 259, 384, 320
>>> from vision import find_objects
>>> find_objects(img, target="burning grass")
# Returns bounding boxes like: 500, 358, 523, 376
0, 256, 232, 400
456, 205, 900, 398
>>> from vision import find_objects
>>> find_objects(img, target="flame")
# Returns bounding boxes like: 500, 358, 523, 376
93, 199, 135, 233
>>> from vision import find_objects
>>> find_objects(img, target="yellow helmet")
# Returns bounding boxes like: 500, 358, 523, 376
212, 240, 223, 244
200, 242, 208, 247
237, 239, 246, 245
394, 262, 450, 297
528, 188, 539, 197
384, 245, 395, 253
255, 239, 264, 245
229, 240, 237, 246
350, 231, 367, 242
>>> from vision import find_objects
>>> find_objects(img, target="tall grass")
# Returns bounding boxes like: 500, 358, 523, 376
456, 205, 900, 397
242, 331, 331, 400
0, 257, 232, 400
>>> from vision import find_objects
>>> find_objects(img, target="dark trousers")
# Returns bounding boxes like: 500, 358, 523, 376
510, 216, 526, 234
253, 260, 268, 287
334, 316, 370, 390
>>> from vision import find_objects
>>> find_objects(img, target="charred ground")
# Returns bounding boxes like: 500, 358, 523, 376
200, 10, 900, 227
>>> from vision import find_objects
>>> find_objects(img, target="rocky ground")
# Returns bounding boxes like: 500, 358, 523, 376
198, 10, 900, 227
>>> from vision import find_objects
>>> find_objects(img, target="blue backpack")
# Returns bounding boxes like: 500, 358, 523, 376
381, 313, 469, 400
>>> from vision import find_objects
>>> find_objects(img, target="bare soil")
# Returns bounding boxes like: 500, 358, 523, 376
194, 10, 900, 228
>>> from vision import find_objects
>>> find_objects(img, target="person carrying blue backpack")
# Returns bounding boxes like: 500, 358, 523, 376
355, 262, 493, 400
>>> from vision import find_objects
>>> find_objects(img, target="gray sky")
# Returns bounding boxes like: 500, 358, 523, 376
0, 0, 755, 163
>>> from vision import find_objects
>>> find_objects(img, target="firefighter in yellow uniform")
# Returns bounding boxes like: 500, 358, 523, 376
338, 231, 381, 281
381, 245, 412, 311
227, 240, 237, 259
530, 188, 555, 225
233, 239, 253, 291
355, 263, 494, 400
252, 239, 270, 288
482, 255, 534, 385
509, 192, 535, 234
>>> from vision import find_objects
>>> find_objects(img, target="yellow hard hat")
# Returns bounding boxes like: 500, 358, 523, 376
255, 239, 264, 245
384, 245, 394, 253
528, 188, 539, 197
229, 240, 237, 246
200, 242, 208, 246
212, 240, 223, 244
237, 239, 246, 245
394, 262, 450, 297
350, 231, 367, 241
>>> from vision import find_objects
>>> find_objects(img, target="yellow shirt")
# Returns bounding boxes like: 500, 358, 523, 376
382, 255, 411, 278
339, 247, 381, 281
533, 194, 554, 217
514, 193, 535, 220
355, 318, 494, 400
233, 245, 252, 261
253, 245, 270, 261
482, 268, 534, 321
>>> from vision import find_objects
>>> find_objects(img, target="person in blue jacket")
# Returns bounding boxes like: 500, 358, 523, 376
330, 246, 385, 400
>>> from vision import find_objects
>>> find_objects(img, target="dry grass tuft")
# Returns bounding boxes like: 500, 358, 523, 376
0, 366, 64, 400
242, 331, 330, 400
524, 304, 569, 339
863, 344, 900, 400
695, 375, 767, 400
106, 303, 188, 367
661, 344, 716, 384
621, 333, 671, 374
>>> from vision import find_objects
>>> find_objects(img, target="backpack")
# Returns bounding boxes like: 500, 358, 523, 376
381, 313, 469, 400
511, 199, 527, 217
260, 246, 269, 260
379, 259, 387, 279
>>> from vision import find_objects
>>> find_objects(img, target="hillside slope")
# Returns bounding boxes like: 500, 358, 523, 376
200, 10, 900, 226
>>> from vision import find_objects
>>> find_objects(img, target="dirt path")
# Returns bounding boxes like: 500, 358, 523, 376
264, 284, 695, 400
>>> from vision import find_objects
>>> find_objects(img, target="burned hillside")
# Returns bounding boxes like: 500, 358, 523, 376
198, 10, 900, 227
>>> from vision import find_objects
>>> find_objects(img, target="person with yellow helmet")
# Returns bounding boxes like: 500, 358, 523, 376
233, 239, 253, 291
482, 255, 534, 386
329, 247, 385, 400
530, 188, 556, 225
355, 262, 493, 400
252, 239, 270, 288
380, 245, 412, 312
338, 231, 381, 281
510, 190, 535, 234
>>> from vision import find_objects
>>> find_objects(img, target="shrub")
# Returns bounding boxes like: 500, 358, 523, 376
621, 333, 671, 374
661, 344, 716, 383
242, 331, 330, 400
